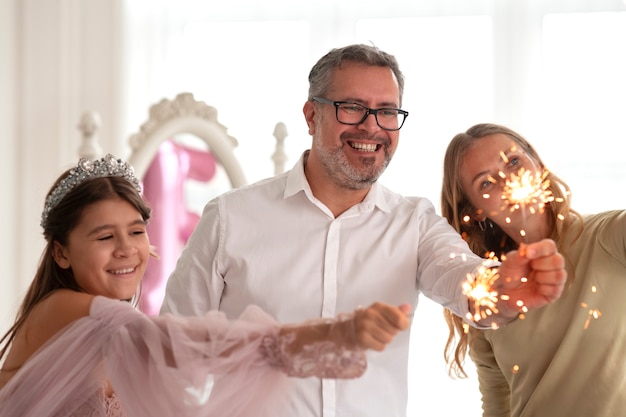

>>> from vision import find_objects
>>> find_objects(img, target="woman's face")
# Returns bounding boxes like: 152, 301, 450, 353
460, 133, 544, 237
53, 197, 150, 300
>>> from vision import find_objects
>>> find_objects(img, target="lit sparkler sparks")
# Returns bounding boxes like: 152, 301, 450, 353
581, 285, 602, 329
462, 261, 500, 324
456, 252, 529, 327
583, 308, 602, 330
500, 166, 554, 215
496, 151, 555, 242
477, 148, 557, 242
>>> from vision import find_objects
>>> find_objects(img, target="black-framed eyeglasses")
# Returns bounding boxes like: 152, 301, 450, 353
312, 97, 409, 131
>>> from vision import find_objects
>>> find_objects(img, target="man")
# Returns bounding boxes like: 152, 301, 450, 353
161, 44, 566, 417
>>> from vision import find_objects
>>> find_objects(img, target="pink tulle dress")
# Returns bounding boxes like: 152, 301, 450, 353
0, 296, 366, 417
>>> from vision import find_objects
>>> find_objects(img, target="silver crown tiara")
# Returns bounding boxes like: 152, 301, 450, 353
41, 154, 142, 229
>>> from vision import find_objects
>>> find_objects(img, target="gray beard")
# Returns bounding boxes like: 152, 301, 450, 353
315, 140, 390, 190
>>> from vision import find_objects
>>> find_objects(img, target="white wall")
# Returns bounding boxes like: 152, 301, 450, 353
0, 0, 126, 333
0, 0, 19, 329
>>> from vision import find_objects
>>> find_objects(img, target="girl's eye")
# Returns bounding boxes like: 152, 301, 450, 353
132, 230, 146, 236
97, 235, 113, 241
479, 176, 497, 190
508, 156, 520, 167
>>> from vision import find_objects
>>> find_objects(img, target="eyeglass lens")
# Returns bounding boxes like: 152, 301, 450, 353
336, 103, 405, 130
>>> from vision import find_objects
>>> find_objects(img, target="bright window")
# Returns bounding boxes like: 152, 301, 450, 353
534, 11, 626, 214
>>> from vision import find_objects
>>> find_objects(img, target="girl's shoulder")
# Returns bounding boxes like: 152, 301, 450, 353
23, 290, 94, 353
36, 289, 95, 323
2, 290, 94, 377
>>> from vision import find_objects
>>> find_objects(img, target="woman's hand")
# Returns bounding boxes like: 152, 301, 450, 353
494, 238, 567, 320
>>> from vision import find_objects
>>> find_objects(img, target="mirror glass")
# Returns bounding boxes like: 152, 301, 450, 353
139, 135, 234, 315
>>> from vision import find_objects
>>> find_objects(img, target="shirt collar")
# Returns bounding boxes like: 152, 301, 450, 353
284, 151, 391, 214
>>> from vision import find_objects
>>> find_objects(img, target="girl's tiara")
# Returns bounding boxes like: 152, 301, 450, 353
40, 154, 142, 229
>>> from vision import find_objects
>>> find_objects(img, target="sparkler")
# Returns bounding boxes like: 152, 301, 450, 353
460, 254, 531, 327
462, 260, 500, 325
499, 155, 554, 242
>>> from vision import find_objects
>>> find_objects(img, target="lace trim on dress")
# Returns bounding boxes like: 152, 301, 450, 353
261, 331, 367, 379
103, 393, 126, 417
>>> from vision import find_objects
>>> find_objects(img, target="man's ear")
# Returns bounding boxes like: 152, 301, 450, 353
303, 100, 317, 135
52, 241, 71, 269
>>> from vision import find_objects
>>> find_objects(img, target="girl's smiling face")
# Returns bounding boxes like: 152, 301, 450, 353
52, 197, 150, 300
460, 133, 544, 236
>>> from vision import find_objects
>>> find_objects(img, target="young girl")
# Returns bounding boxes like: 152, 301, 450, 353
0, 154, 411, 417
441, 123, 626, 417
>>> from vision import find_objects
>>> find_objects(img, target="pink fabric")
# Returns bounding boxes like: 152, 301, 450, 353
140, 140, 217, 316
0, 297, 367, 417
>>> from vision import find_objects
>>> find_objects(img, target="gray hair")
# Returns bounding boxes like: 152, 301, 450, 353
307, 44, 405, 106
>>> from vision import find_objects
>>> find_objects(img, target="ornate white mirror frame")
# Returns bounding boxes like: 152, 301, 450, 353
77, 92, 289, 182
127, 92, 247, 187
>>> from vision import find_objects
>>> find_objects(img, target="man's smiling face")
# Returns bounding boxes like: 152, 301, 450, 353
306, 62, 401, 190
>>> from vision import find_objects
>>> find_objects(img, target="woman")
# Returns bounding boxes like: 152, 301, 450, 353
0, 154, 410, 417
441, 124, 626, 417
